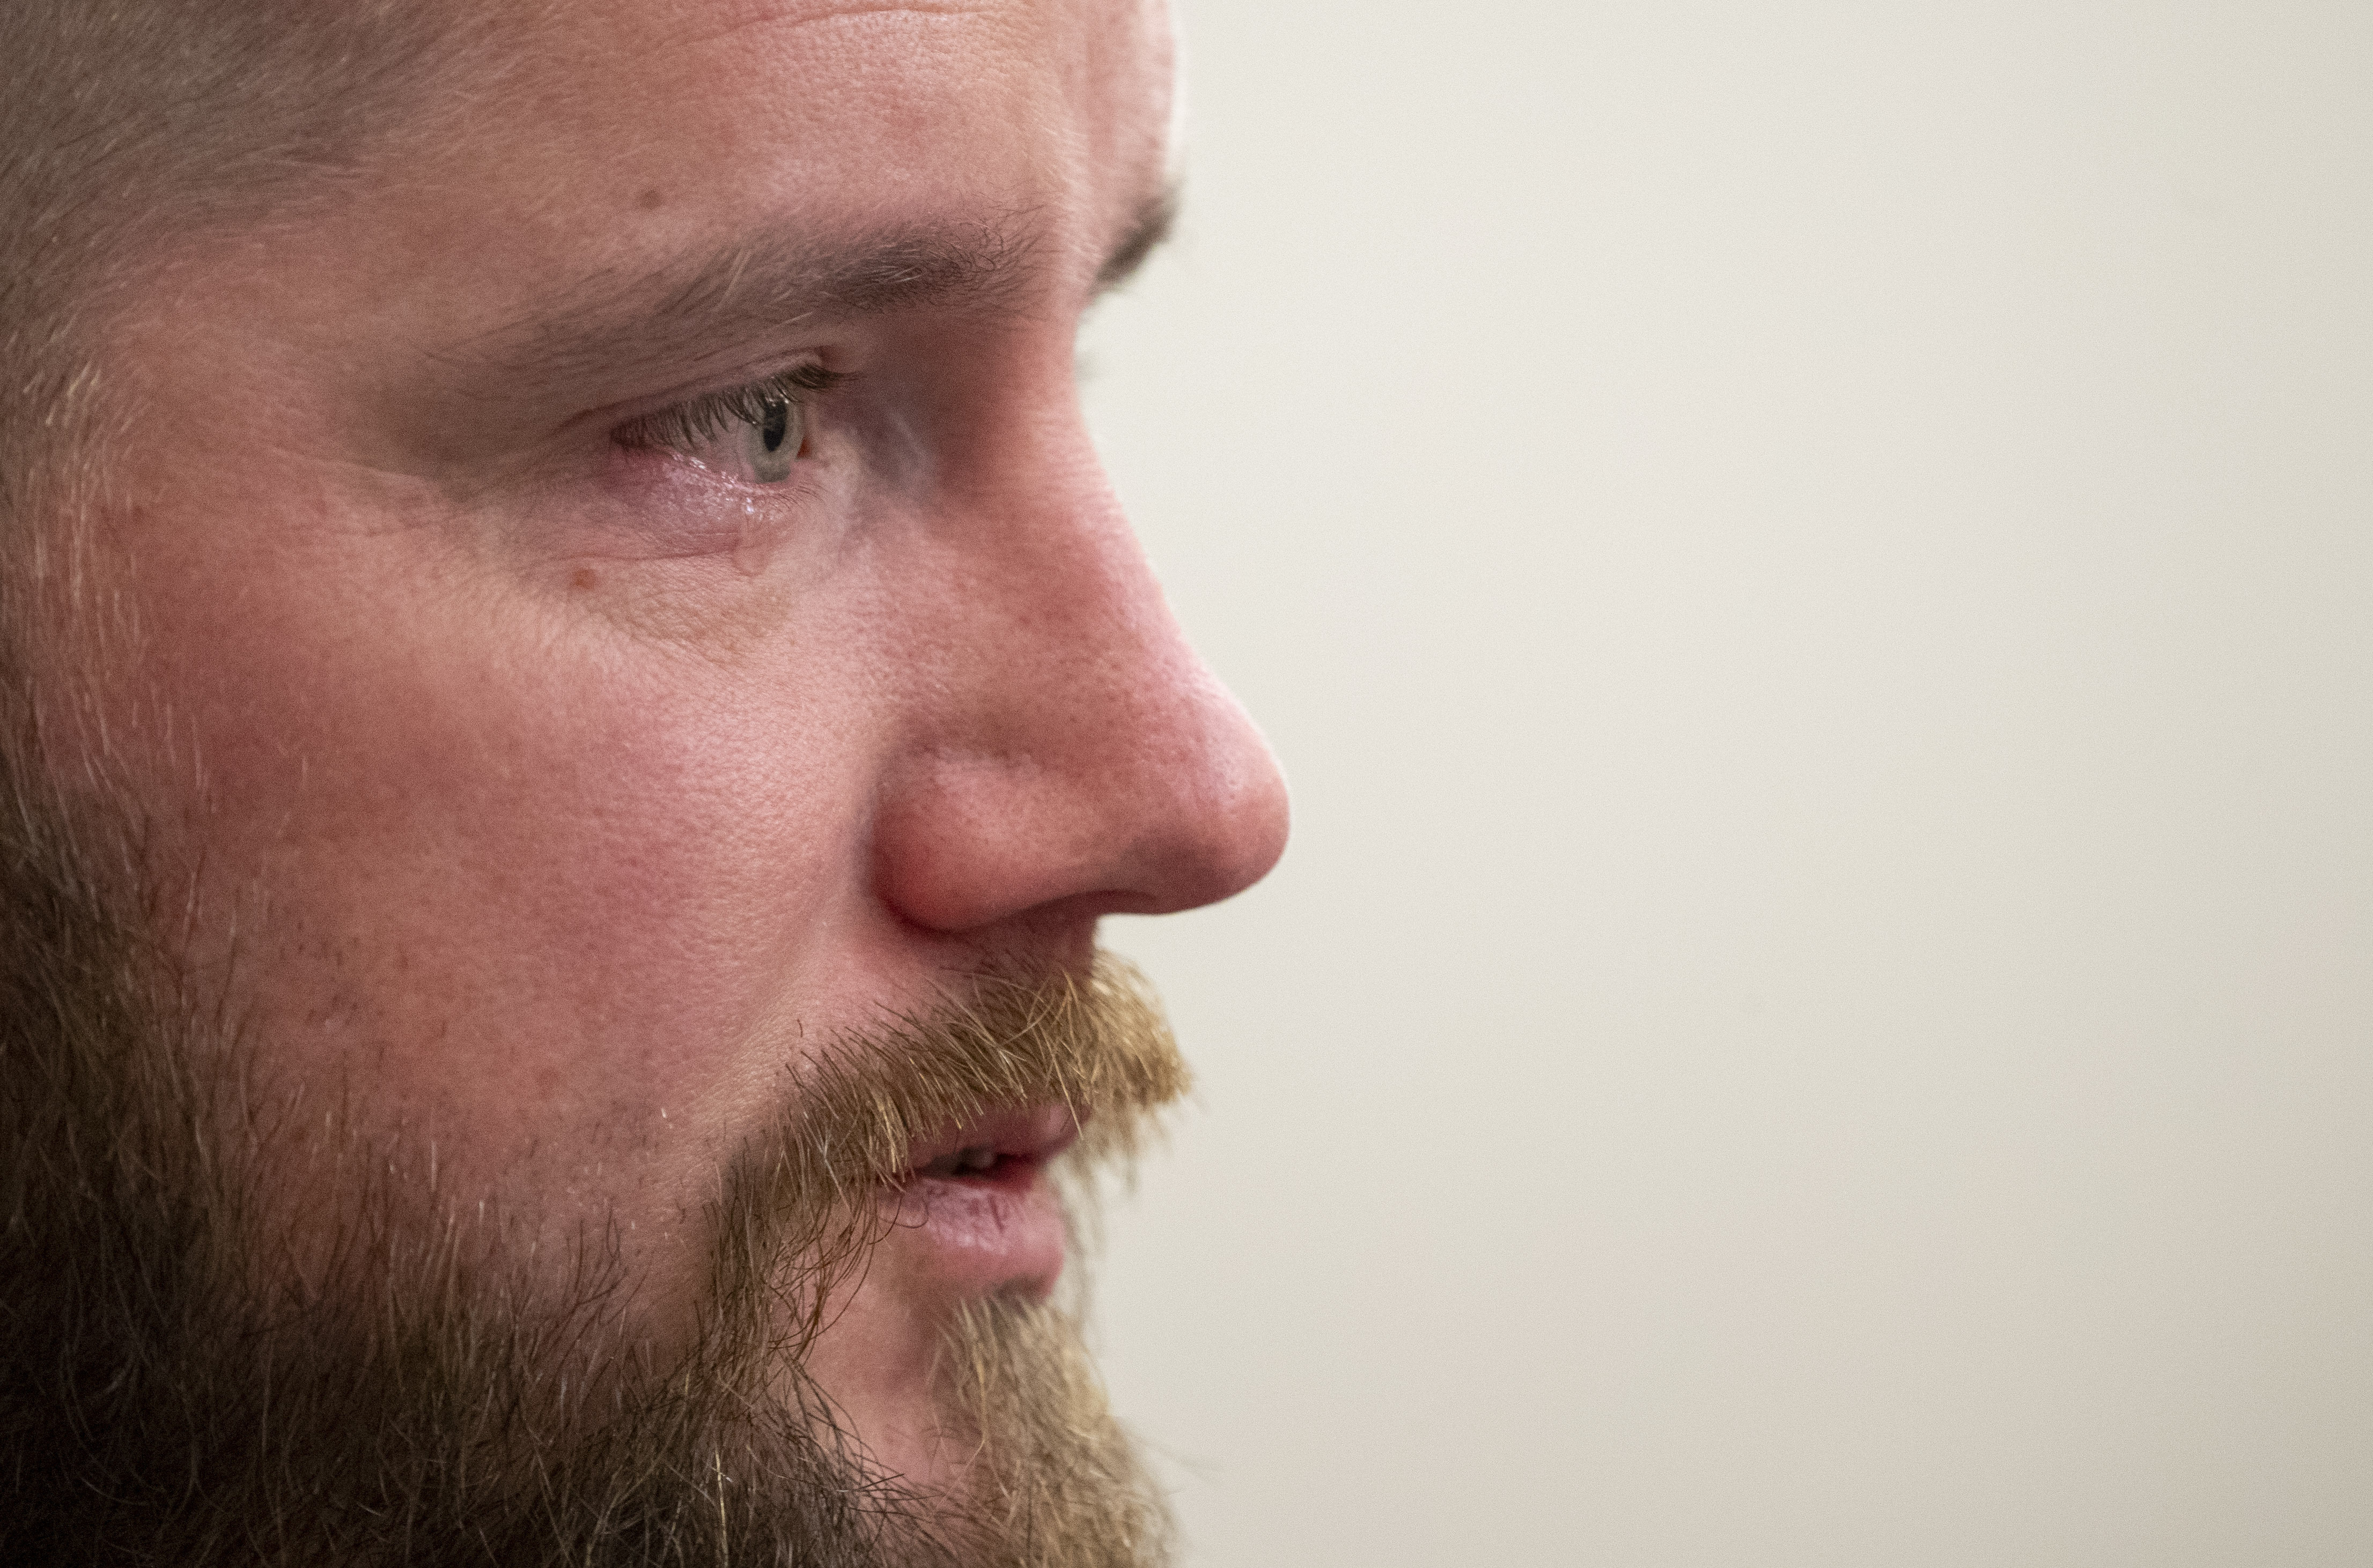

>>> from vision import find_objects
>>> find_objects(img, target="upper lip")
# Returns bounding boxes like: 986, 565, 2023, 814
899, 1104, 1079, 1181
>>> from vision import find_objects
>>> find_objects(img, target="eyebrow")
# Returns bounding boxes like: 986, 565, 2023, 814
466, 190, 1177, 390
1095, 187, 1177, 294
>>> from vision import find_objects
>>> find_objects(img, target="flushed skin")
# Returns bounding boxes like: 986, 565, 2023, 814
34, 0, 1284, 1529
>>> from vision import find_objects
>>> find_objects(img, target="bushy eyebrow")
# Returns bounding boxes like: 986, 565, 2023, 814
1095, 187, 1177, 295
461, 217, 1034, 386
462, 191, 1177, 390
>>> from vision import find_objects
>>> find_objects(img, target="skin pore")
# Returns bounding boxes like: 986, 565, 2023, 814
3, 0, 1287, 1559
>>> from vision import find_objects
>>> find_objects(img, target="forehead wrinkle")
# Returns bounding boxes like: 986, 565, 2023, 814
673, 0, 1004, 52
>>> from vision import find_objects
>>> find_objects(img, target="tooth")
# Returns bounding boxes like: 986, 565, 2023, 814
960, 1145, 995, 1172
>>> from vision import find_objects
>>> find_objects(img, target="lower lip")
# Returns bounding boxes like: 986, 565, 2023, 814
894, 1155, 1071, 1300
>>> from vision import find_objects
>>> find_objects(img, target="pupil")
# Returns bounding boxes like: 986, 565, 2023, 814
760, 398, 790, 454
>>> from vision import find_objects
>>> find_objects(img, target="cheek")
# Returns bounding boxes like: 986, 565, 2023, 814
109, 538, 878, 1188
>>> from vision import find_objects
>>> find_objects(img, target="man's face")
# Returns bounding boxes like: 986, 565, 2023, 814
28, 0, 1284, 1553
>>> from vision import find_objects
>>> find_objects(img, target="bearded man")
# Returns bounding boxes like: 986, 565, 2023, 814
0, 1, 1289, 1562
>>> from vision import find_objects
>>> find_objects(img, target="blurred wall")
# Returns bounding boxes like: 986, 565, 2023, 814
1079, 3, 2372, 1564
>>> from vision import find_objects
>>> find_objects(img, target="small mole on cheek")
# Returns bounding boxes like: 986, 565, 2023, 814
572, 567, 599, 591
637, 188, 664, 210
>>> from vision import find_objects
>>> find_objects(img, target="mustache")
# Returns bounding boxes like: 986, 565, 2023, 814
707, 950, 1191, 1340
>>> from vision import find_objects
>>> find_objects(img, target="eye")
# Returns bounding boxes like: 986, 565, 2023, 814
614, 363, 847, 485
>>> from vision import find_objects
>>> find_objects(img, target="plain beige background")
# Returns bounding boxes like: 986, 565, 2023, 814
1075, 2, 2372, 1564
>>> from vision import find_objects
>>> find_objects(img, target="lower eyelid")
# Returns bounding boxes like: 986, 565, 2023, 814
598, 435, 829, 522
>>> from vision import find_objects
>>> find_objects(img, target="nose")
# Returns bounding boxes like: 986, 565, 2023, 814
867, 423, 1289, 937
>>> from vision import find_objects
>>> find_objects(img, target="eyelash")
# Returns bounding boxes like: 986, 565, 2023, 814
613, 362, 850, 455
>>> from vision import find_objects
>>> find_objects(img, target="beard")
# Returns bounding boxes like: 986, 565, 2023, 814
0, 774, 1186, 1566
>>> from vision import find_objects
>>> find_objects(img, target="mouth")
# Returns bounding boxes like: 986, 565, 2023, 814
902, 1104, 1078, 1183
889, 1105, 1080, 1299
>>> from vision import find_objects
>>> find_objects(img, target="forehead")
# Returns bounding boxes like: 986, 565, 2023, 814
503, 0, 1168, 204
297, 0, 1171, 346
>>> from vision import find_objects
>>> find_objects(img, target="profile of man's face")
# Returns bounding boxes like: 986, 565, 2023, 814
0, 0, 1287, 1560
